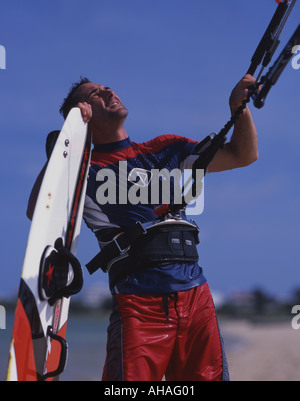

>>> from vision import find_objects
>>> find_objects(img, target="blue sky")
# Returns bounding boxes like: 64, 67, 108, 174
0, 0, 299, 299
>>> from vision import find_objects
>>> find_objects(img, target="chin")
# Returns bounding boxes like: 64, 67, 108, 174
116, 107, 128, 119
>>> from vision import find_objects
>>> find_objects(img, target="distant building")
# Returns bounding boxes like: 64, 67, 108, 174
81, 281, 111, 308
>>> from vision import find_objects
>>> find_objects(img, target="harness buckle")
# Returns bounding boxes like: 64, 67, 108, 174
135, 220, 148, 235
113, 235, 130, 255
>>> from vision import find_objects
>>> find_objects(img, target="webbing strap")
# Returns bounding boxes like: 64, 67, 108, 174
86, 222, 146, 274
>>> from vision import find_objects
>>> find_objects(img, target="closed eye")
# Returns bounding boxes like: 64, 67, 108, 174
89, 88, 99, 99
89, 87, 112, 100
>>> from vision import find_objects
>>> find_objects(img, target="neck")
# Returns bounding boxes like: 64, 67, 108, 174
91, 120, 128, 145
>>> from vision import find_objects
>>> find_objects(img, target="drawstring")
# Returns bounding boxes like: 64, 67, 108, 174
163, 295, 169, 320
162, 292, 178, 321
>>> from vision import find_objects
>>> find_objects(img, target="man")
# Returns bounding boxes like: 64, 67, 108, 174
28, 75, 258, 381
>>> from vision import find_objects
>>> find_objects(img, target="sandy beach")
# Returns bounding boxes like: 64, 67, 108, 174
221, 320, 300, 381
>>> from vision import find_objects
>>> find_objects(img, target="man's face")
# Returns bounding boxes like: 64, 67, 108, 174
74, 82, 128, 124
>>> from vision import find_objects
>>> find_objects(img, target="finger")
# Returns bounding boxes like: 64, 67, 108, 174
241, 76, 256, 88
244, 73, 255, 81
243, 73, 256, 83
256, 84, 263, 94
242, 88, 249, 97
82, 102, 92, 121
77, 102, 91, 123
84, 103, 92, 122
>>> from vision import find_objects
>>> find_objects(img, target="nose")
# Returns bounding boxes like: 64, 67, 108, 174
100, 90, 113, 105
103, 87, 114, 99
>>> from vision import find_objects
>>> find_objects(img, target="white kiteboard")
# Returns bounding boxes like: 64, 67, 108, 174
7, 108, 92, 381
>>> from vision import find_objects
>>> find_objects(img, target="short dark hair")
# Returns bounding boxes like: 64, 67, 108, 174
59, 76, 91, 119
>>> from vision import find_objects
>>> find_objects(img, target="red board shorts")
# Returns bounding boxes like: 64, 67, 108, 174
102, 282, 229, 381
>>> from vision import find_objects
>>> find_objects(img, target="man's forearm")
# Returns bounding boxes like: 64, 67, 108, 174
207, 75, 259, 173
208, 105, 258, 173
228, 106, 259, 167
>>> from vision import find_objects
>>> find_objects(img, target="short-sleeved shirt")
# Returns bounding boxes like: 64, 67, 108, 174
83, 135, 206, 294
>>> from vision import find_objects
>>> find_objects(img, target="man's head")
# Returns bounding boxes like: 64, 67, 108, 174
59, 77, 128, 125
59, 77, 91, 119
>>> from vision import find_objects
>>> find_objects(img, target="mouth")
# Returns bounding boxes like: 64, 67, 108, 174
108, 98, 121, 108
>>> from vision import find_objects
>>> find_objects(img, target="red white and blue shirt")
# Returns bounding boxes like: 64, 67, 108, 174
83, 135, 206, 294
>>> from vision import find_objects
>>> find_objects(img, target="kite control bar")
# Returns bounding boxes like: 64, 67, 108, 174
248, 0, 297, 80
247, 0, 298, 108
253, 23, 300, 108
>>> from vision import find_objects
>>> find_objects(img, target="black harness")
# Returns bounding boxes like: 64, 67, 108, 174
86, 217, 200, 289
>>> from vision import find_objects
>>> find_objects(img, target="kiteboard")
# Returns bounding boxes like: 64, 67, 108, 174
7, 108, 92, 381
